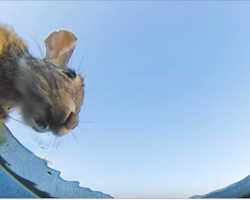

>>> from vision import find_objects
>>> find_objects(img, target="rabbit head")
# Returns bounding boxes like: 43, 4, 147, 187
16, 30, 84, 136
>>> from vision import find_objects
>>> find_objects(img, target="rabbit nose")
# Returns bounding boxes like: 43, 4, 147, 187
35, 118, 48, 129
51, 110, 68, 126
64, 112, 78, 130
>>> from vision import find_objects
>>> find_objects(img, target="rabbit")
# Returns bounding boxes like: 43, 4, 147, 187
0, 24, 84, 136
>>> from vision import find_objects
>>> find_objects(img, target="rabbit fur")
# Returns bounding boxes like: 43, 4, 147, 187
0, 24, 84, 136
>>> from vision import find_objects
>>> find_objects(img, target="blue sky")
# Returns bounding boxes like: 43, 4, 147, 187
2, 1, 250, 198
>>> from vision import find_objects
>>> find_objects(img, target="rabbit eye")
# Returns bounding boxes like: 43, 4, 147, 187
64, 70, 77, 79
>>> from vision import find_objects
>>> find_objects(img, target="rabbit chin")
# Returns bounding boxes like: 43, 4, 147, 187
23, 115, 70, 136
32, 123, 70, 136
51, 126, 70, 136
31, 123, 69, 136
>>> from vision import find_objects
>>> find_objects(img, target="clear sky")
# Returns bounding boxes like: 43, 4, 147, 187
2, 1, 250, 198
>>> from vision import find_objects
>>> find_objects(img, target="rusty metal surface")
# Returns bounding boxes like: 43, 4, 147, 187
0, 123, 113, 198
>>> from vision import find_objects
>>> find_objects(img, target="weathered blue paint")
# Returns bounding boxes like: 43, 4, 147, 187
0, 123, 113, 198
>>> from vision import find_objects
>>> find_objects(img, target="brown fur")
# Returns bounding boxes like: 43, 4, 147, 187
0, 24, 84, 136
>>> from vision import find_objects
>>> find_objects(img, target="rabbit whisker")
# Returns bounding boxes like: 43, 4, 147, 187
77, 56, 85, 74
32, 24, 44, 58
22, 24, 44, 59
83, 66, 95, 79
70, 131, 77, 141
79, 120, 94, 124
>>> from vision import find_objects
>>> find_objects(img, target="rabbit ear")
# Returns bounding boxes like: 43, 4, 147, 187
44, 30, 77, 67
